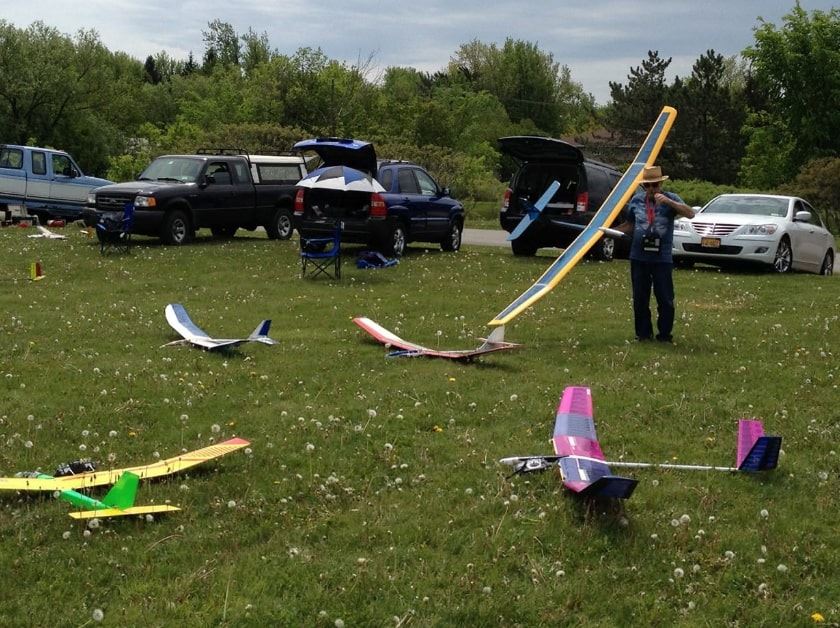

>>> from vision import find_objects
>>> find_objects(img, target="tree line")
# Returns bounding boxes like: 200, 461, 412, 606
0, 6, 837, 226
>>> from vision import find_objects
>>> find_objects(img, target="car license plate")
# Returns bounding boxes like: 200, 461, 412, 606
700, 237, 721, 249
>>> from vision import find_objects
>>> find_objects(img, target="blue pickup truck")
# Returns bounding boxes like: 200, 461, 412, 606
0, 144, 112, 223
293, 138, 464, 256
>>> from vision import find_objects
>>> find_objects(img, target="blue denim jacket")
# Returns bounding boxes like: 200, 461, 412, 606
623, 191, 685, 263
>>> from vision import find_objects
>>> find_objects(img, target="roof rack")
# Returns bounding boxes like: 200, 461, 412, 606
196, 147, 250, 157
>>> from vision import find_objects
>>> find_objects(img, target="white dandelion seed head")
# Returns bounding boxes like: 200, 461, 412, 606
670, 519, 680, 527
79, 444, 87, 452
673, 567, 684, 578
760, 509, 769, 519
87, 518, 100, 529
305, 443, 315, 452
211, 424, 221, 433
777, 564, 788, 573
509, 394, 518, 401
334, 620, 345, 628
92, 609, 104, 622
62, 531, 71, 540
108, 430, 117, 438
27, 414, 34, 421
465, 488, 474, 495
679, 514, 691, 525
24, 440, 33, 449
245, 448, 252, 455
83, 529, 91, 537
482, 586, 492, 595
367, 408, 377, 418
227, 500, 236, 508
145, 514, 154, 523
384, 442, 393, 451
724, 550, 735, 560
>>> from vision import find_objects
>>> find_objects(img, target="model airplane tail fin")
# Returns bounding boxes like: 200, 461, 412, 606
736, 419, 782, 472
580, 475, 639, 499
101, 471, 139, 509
248, 320, 278, 345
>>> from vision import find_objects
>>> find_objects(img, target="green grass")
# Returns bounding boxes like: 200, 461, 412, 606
1, 226, 838, 626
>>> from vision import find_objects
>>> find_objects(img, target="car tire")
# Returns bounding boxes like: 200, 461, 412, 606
161, 210, 191, 245
384, 222, 407, 257
591, 236, 615, 261
440, 220, 462, 252
772, 237, 793, 273
674, 258, 695, 269
211, 226, 237, 239
266, 208, 293, 240
511, 237, 538, 257
820, 250, 834, 276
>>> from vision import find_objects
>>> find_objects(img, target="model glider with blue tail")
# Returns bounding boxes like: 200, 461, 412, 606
507, 180, 561, 241
489, 106, 677, 326
500, 386, 781, 499
163, 303, 278, 351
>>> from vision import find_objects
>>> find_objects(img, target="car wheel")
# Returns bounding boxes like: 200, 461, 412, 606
674, 258, 695, 269
592, 236, 615, 261
161, 210, 191, 245
772, 237, 792, 273
211, 226, 237, 239
820, 250, 834, 276
266, 208, 293, 240
441, 220, 462, 252
511, 237, 538, 256
385, 223, 407, 257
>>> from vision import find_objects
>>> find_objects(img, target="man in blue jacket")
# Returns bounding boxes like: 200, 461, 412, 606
619, 165, 695, 342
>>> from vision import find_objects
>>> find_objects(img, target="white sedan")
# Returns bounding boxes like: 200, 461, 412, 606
672, 194, 835, 275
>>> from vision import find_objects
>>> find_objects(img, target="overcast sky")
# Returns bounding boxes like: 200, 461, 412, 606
3, 1, 835, 104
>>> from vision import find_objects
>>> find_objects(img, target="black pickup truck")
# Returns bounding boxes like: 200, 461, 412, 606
83, 151, 306, 244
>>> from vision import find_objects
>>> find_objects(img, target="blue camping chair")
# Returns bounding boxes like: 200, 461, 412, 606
96, 202, 135, 255
300, 221, 342, 279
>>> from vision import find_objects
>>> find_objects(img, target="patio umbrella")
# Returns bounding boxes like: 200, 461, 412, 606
297, 165, 385, 193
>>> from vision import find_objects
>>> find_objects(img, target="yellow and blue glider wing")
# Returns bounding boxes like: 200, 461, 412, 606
68, 504, 181, 520
0, 437, 250, 493
488, 106, 677, 326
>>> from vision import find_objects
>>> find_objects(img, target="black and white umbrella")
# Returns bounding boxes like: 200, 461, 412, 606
297, 165, 385, 193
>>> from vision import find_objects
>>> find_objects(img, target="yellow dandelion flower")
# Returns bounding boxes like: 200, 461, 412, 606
432, 425, 443, 433
811, 612, 824, 623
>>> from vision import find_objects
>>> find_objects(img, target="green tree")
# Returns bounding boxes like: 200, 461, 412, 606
202, 19, 240, 71
605, 50, 672, 145
671, 50, 747, 184
740, 4, 840, 187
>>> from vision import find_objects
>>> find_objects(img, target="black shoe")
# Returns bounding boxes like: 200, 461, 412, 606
655, 335, 673, 343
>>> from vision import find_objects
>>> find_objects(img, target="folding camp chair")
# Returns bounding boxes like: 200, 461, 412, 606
300, 221, 342, 279
96, 202, 135, 255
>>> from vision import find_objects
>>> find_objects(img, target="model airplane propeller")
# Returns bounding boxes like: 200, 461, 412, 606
163, 303, 278, 351
500, 386, 781, 499
1, 437, 250, 519
353, 316, 520, 361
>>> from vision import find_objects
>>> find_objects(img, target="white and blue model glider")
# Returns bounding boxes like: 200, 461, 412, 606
163, 303, 278, 351
489, 106, 677, 326
506, 180, 562, 242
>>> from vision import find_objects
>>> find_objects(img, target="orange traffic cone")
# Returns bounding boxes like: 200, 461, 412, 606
30, 261, 45, 281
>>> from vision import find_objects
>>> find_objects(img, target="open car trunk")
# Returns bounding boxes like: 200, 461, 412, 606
509, 162, 582, 221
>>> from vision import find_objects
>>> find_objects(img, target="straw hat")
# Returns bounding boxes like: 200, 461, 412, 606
640, 165, 669, 184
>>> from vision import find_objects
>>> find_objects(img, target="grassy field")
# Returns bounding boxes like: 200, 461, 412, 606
0, 225, 837, 626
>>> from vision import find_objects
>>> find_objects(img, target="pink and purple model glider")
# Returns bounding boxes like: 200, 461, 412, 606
353, 316, 520, 361
500, 386, 782, 499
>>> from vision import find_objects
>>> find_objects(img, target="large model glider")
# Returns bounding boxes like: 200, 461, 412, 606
507, 180, 561, 242
499, 386, 781, 499
163, 303, 278, 351
353, 316, 520, 361
489, 106, 677, 326
0, 437, 250, 494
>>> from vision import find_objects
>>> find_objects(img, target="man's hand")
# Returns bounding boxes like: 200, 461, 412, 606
656, 192, 695, 218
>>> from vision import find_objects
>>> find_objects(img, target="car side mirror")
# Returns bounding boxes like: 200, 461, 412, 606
441, 187, 450, 197
794, 210, 811, 222
199, 174, 211, 188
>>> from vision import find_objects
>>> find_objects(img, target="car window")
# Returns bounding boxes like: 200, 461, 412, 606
206, 162, 232, 185
415, 169, 439, 196
378, 168, 394, 191
52, 154, 73, 177
231, 161, 250, 184
397, 169, 420, 195
0, 147, 23, 169
703, 196, 789, 217
31, 152, 47, 175
256, 164, 303, 184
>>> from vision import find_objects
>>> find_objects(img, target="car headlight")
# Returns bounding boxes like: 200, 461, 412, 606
674, 221, 692, 233
87, 193, 96, 205
744, 224, 778, 235
134, 196, 157, 208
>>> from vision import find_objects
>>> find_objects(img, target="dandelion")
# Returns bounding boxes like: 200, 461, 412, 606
724, 550, 735, 560
679, 514, 691, 525
760, 509, 769, 519
305, 443, 315, 452
482, 586, 492, 595
92, 609, 104, 622
670, 519, 680, 527
227, 500, 236, 508
62, 531, 71, 540
509, 394, 518, 401
811, 612, 825, 622
211, 424, 221, 434
384, 443, 393, 451
145, 514, 154, 523
88, 518, 100, 530
673, 567, 684, 578
777, 564, 788, 573
335, 620, 345, 628
367, 409, 377, 418
79, 444, 87, 452
24, 440, 33, 449
108, 430, 117, 438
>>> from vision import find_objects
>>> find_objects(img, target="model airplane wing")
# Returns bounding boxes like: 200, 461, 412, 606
507, 180, 561, 241
163, 303, 277, 351
28, 225, 67, 239
500, 386, 637, 499
489, 106, 677, 326
0, 437, 250, 492
353, 316, 520, 361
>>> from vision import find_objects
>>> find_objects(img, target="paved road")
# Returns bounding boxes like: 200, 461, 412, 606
463, 228, 508, 247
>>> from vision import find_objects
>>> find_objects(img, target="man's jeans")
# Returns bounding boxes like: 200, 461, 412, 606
630, 260, 675, 341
